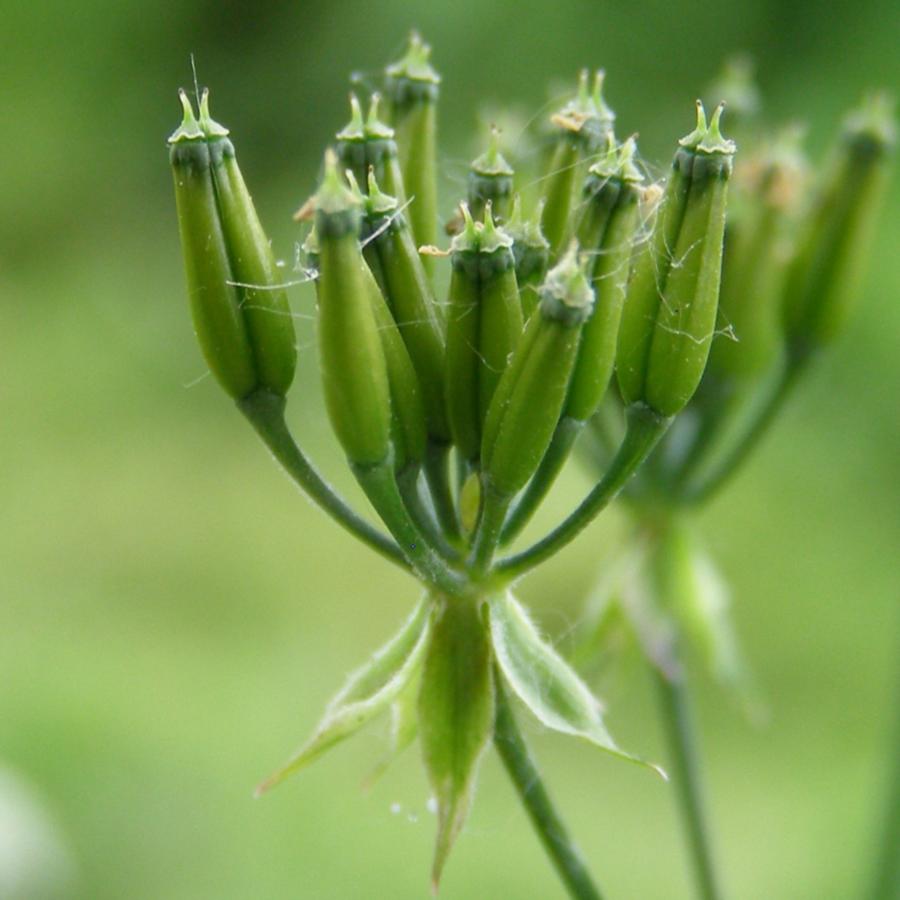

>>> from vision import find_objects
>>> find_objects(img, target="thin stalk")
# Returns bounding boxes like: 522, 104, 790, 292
493, 673, 604, 900
397, 467, 460, 561
654, 667, 725, 900
352, 460, 464, 596
501, 417, 583, 545
469, 482, 512, 575
423, 440, 462, 542
679, 353, 808, 505
496, 404, 670, 581
237, 390, 408, 572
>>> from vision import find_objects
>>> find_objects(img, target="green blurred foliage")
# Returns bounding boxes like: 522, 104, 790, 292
1, 1, 898, 897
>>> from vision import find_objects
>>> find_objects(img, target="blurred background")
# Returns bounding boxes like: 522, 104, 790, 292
1, 1, 898, 897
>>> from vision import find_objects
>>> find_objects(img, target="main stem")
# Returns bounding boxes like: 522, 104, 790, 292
493, 674, 604, 900
654, 667, 725, 900
237, 390, 409, 572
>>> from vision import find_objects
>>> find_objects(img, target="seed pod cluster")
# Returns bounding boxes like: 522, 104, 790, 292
605, 65, 894, 510
171, 40, 896, 896
170, 56, 760, 580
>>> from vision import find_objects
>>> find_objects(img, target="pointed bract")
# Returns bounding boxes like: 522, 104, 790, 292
257, 596, 433, 795
418, 597, 494, 889
489, 592, 666, 777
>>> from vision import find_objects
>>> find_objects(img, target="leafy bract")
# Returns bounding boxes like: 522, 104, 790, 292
256, 595, 432, 795
489, 591, 664, 777
418, 596, 494, 890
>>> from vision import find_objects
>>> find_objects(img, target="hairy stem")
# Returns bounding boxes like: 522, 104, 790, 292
493, 673, 604, 900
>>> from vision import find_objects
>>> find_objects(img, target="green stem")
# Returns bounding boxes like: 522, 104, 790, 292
237, 390, 409, 572
493, 673, 604, 900
352, 460, 464, 596
654, 667, 725, 900
496, 403, 670, 581
423, 441, 461, 543
397, 466, 460, 561
679, 353, 808, 505
501, 417, 583, 545
469, 481, 512, 575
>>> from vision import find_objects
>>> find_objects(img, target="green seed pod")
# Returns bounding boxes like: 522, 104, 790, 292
445, 215, 483, 462
169, 90, 296, 400
385, 32, 440, 268
364, 94, 407, 206
334, 94, 370, 191
335, 94, 407, 208
567, 137, 644, 421
617, 102, 736, 417
505, 195, 550, 320
319, 169, 426, 473
477, 207, 525, 425
707, 128, 807, 382
541, 70, 616, 256
468, 127, 515, 223
314, 150, 392, 468
361, 259, 428, 474
358, 171, 449, 443
482, 245, 595, 497
782, 95, 896, 353
444, 205, 524, 461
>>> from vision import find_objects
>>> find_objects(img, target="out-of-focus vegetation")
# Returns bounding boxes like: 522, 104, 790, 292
1, 1, 898, 897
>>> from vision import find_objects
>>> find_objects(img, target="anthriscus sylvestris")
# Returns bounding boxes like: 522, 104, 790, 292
165, 39, 854, 897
